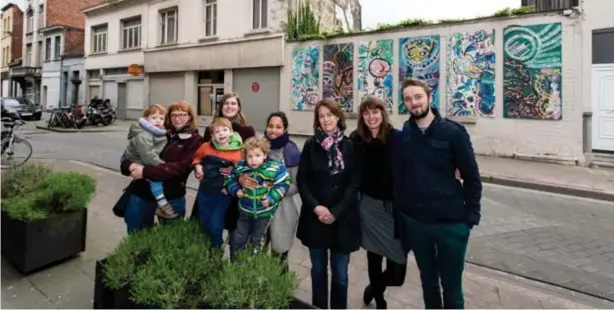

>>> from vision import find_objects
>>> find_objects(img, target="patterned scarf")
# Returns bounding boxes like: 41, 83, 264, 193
315, 128, 345, 175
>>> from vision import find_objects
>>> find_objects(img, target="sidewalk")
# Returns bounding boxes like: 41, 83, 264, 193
476, 155, 614, 201
2, 159, 611, 309
34, 120, 132, 133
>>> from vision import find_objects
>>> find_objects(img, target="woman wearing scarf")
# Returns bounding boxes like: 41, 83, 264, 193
296, 99, 361, 309
260, 112, 302, 267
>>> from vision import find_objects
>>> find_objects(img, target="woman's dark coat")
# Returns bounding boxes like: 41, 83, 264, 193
296, 135, 361, 254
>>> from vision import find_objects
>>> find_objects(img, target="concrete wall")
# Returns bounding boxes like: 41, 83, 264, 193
281, 13, 586, 164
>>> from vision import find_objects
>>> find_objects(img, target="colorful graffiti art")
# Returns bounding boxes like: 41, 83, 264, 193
398, 35, 441, 114
323, 43, 354, 112
357, 40, 394, 114
503, 23, 563, 120
291, 46, 320, 111
447, 30, 496, 118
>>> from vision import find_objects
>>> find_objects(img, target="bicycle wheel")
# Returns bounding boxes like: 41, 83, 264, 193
1, 136, 33, 169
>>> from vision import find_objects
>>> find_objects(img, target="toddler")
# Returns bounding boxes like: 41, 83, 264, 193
192, 117, 243, 248
123, 104, 176, 219
225, 137, 291, 258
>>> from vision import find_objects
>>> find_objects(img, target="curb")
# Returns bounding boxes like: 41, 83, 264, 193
35, 125, 125, 133
481, 174, 614, 202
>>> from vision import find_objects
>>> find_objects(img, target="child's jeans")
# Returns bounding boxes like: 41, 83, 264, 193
147, 179, 168, 207
196, 191, 231, 248
230, 213, 271, 261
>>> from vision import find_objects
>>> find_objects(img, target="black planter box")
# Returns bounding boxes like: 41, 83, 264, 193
1, 209, 87, 274
94, 259, 317, 309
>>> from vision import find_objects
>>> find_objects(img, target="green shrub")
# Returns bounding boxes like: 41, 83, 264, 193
203, 249, 298, 309
104, 221, 221, 309
104, 221, 298, 309
1, 163, 96, 222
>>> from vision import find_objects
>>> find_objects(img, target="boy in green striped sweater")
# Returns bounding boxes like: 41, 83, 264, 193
225, 137, 291, 258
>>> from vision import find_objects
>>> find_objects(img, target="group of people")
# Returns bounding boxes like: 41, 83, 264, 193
117, 78, 482, 309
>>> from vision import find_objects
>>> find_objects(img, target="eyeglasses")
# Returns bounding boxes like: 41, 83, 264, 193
170, 113, 189, 119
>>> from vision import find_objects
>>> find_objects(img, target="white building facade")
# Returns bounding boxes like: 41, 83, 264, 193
82, 0, 360, 129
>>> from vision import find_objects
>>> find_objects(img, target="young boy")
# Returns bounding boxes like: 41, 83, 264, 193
192, 117, 243, 248
225, 137, 292, 258
123, 104, 176, 219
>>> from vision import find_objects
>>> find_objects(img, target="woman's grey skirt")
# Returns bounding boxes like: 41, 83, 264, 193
359, 193, 407, 264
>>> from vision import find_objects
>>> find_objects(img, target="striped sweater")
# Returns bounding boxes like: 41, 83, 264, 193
225, 158, 291, 218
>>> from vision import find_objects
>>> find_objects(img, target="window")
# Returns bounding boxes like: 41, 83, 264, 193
26, 10, 33, 33
37, 43, 42, 66
26, 44, 32, 66
44, 37, 51, 61
38, 5, 44, 29
159, 8, 178, 45
91, 24, 108, 53
204, 0, 217, 37
252, 0, 267, 29
54, 35, 61, 59
121, 17, 141, 49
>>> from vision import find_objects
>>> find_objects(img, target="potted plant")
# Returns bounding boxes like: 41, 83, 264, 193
94, 220, 316, 309
1, 163, 96, 274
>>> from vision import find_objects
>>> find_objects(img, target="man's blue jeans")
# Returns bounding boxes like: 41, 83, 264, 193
124, 194, 186, 234
309, 248, 350, 309
196, 191, 231, 248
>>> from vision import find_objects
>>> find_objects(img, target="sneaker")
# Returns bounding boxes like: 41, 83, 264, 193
156, 204, 178, 219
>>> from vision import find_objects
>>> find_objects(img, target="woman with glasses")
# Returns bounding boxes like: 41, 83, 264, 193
120, 101, 201, 233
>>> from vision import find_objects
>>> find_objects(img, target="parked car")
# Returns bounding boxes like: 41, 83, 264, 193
0, 98, 42, 121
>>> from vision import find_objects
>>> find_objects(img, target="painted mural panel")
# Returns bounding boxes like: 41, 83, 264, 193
447, 30, 496, 118
357, 39, 394, 114
503, 23, 563, 120
291, 46, 320, 111
398, 35, 441, 114
323, 43, 354, 112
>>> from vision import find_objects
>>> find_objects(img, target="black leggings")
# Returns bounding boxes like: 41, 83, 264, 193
367, 251, 407, 298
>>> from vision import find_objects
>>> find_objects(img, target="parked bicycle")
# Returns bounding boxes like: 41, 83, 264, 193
47, 107, 77, 128
1, 112, 33, 169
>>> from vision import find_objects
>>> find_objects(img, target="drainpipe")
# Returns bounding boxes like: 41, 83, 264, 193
59, 54, 64, 108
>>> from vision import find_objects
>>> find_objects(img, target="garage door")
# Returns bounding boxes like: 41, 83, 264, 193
149, 73, 185, 107
103, 81, 118, 108
232, 67, 281, 132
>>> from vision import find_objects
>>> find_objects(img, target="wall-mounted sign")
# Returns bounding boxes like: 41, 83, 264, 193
128, 64, 144, 76
251, 82, 260, 93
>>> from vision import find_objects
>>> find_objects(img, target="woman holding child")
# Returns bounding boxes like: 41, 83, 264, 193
120, 101, 201, 233
350, 97, 407, 309
191, 92, 256, 236
296, 99, 361, 309
263, 112, 302, 265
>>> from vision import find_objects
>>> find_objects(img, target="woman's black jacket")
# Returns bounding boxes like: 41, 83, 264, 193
296, 135, 361, 254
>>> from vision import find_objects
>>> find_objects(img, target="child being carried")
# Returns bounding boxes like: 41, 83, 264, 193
225, 136, 291, 258
123, 104, 176, 219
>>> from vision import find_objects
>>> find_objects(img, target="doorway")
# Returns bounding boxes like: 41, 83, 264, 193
42, 85, 47, 109
591, 29, 614, 152
117, 82, 127, 119
197, 84, 224, 116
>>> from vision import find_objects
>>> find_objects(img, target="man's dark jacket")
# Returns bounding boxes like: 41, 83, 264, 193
390, 108, 482, 229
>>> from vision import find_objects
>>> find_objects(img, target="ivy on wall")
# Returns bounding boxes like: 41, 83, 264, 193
285, 1, 321, 40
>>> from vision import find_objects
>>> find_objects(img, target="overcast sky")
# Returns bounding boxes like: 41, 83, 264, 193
5, 0, 521, 29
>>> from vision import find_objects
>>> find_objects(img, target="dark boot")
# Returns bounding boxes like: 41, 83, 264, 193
363, 284, 373, 305
330, 282, 348, 309
374, 295, 388, 309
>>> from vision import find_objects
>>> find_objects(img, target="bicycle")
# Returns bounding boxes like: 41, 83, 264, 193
1, 114, 33, 169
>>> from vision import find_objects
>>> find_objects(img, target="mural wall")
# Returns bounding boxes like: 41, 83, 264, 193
446, 30, 496, 118
289, 22, 564, 121
323, 43, 354, 112
291, 46, 320, 111
357, 39, 394, 113
503, 22, 563, 120
398, 35, 441, 114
